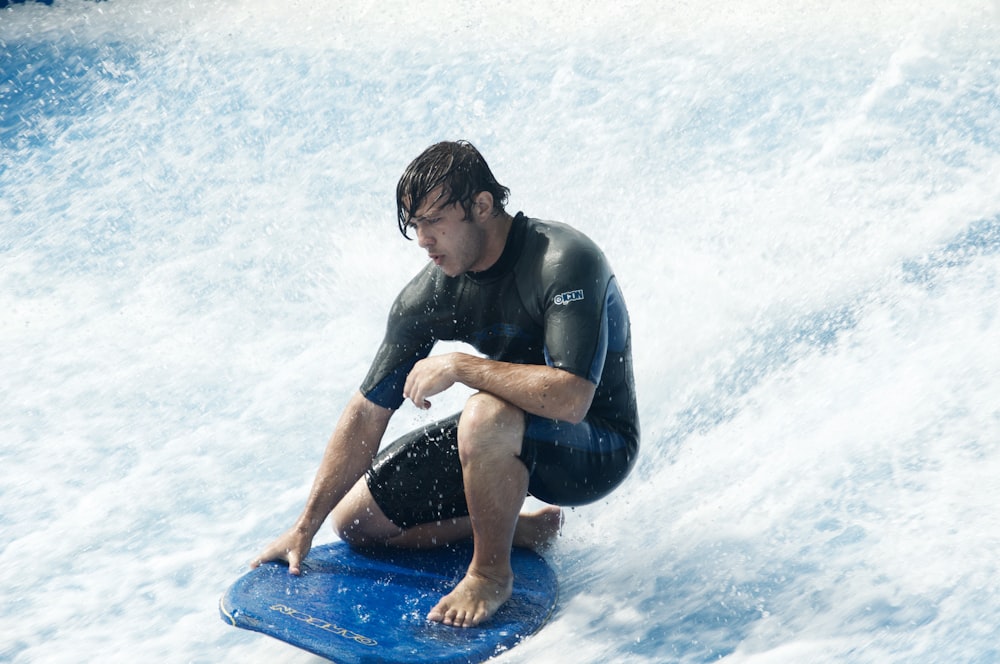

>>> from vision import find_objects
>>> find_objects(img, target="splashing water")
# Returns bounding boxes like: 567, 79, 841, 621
2, 1, 999, 662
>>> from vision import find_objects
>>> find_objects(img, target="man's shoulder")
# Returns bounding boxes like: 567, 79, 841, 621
392, 261, 454, 311
520, 215, 607, 270
521, 215, 585, 240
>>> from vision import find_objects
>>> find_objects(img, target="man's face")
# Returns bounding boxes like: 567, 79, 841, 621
405, 189, 488, 277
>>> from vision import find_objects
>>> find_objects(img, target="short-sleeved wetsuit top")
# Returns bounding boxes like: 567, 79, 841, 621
361, 213, 638, 442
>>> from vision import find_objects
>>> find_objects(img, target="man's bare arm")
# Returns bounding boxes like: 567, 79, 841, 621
251, 391, 393, 573
404, 353, 595, 424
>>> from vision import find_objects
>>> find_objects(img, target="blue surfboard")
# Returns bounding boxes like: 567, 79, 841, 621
220, 540, 558, 663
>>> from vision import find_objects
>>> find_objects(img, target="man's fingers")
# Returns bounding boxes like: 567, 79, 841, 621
403, 357, 443, 409
249, 547, 279, 569
251, 530, 313, 575
287, 549, 302, 576
249, 545, 297, 572
403, 382, 430, 409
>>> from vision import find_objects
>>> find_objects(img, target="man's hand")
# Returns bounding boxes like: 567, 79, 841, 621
403, 353, 461, 409
250, 526, 314, 575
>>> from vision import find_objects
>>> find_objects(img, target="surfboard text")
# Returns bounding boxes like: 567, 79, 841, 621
269, 604, 378, 646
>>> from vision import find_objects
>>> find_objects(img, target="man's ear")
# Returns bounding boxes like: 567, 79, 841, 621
472, 191, 494, 220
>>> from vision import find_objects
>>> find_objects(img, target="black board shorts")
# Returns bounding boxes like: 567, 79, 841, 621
365, 412, 636, 530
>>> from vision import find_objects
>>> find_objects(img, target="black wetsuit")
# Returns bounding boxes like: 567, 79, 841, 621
360, 213, 639, 528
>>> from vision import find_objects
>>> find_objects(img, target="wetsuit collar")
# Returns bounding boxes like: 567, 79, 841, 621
465, 212, 527, 283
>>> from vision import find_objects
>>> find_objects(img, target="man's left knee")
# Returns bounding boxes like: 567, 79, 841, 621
331, 480, 401, 546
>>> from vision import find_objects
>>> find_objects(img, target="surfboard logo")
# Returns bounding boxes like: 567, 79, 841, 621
553, 289, 584, 305
269, 604, 378, 646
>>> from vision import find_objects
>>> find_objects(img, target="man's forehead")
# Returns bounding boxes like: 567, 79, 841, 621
408, 187, 450, 221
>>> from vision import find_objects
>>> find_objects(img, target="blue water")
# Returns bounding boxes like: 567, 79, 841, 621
2, 1, 999, 662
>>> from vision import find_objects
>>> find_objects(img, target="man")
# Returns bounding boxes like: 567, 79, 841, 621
253, 140, 639, 628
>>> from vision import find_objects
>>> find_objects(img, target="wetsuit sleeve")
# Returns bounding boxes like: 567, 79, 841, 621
539, 236, 614, 385
360, 271, 439, 409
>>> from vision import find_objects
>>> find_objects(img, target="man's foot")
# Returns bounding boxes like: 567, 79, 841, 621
427, 567, 513, 628
513, 506, 563, 550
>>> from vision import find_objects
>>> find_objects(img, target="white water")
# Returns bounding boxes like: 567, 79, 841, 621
2, 1, 999, 662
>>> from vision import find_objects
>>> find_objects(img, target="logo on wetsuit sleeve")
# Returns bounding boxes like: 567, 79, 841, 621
553, 289, 585, 305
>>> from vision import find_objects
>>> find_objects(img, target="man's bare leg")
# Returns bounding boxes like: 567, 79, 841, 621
386, 506, 562, 550
333, 479, 563, 551
427, 393, 529, 628
332, 397, 562, 628
512, 506, 563, 550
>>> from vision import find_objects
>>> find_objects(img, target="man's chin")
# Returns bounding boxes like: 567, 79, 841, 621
433, 262, 460, 277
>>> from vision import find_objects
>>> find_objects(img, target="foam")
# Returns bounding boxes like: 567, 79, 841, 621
2, 1, 999, 662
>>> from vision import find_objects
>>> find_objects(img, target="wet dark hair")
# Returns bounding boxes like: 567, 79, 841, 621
396, 140, 510, 239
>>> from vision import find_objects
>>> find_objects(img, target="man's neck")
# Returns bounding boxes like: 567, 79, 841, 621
473, 211, 514, 273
